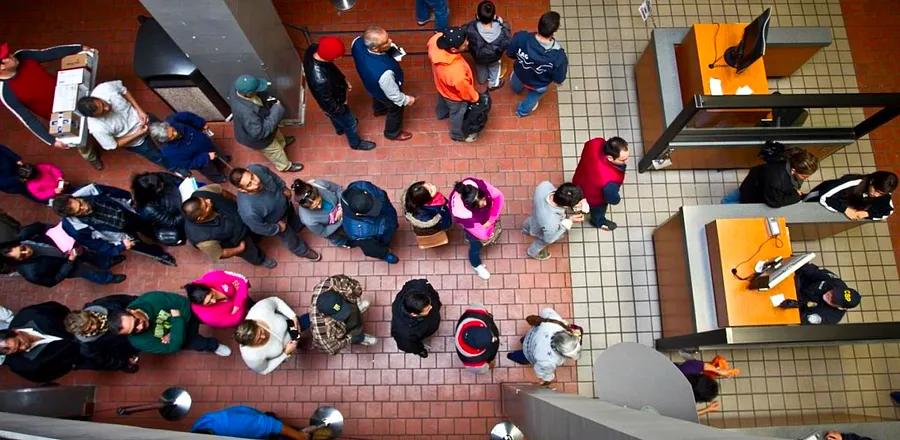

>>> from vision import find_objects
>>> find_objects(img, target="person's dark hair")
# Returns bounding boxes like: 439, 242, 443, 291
552, 183, 584, 208
453, 181, 485, 209
785, 148, 819, 176
234, 320, 260, 345
404, 181, 432, 214
869, 171, 898, 195
184, 283, 212, 305
228, 168, 249, 187
0, 241, 22, 265
76, 97, 102, 117
537, 11, 561, 38
131, 172, 166, 209
477, 1, 496, 24
291, 179, 319, 208
107, 309, 128, 335
604, 136, 629, 159
686, 374, 719, 403
181, 197, 204, 222
15, 163, 35, 181
50, 194, 76, 217
0, 329, 17, 355
403, 291, 432, 314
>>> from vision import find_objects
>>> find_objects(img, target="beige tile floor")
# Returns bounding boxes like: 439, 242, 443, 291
549, 0, 900, 427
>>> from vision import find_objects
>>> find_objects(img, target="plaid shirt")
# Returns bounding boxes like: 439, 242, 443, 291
308, 275, 363, 355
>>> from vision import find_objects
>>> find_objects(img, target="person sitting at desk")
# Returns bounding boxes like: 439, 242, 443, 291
806, 171, 897, 221
777, 263, 861, 325
726, 144, 819, 207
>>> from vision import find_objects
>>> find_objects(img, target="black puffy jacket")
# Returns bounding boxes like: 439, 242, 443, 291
137, 173, 184, 229
303, 44, 349, 116
465, 18, 511, 65
390, 279, 442, 355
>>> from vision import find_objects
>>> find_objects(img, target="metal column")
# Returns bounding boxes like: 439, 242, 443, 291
138, 0, 304, 123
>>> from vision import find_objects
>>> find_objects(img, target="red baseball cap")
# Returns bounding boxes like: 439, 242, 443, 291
316, 37, 345, 62
0, 43, 9, 60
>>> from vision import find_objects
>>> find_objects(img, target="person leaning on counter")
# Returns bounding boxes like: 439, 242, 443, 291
778, 263, 861, 325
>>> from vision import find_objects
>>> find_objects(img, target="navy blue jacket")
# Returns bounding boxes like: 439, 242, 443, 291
61, 185, 140, 257
341, 180, 398, 244
794, 263, 850, 325
351, 37, 403, 102
160, 112, 215, 171
0, 144, 26, 196
506, 31, 568, 88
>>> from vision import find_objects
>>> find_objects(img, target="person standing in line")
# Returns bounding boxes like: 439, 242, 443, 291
292, 178, 349, 247
507, 307, 582, 385
303, 36, 375, 151
76, 80, 169, 169
728, 144, 819, 206
64, 294, 141, 373
415, 0, 450, 31
229, 74, 303, 173
111, 291, 231, 357
449, 177, 504, 280
351, 26, 415, 141
427, 27, 482, 143
571, 136, 628, 231
230, 165, 320, 262
807, 171, 897, 221
506, 11, 568, 117
0, 144, 67, 203
185, 270, 252, 329
309, 275, 377, 355
465, 1, 512, 90
454, 304, 500, 374
340, 181, 400, 264
401, 181, 452, 237
181, 184, 278, 268
523, 181, 588, 260
1, 222, 126, 287
391, 279, 442, 358
130, 172, 187, 246
0, 42, 103, 169
235, 296, 308, 375
150, 111, 231, 183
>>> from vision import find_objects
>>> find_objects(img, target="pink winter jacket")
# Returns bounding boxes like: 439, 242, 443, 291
26, 163, 63, 201
450, 177, 504, 241
190, 270, 251, 328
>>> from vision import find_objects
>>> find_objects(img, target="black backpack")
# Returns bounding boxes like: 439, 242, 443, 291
462, 92, 492, 136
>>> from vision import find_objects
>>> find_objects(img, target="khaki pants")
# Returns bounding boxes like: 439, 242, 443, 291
259, 130, 291, 171
77, 141, 99, 162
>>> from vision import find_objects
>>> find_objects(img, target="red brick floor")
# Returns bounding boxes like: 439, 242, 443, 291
841, 0, 900, 272
0, 1, 573, 438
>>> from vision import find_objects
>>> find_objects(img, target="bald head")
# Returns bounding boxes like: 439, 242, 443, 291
363, 26, 389, 52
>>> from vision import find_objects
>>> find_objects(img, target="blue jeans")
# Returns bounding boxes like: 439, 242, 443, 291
415, 0, 449, 30
589, 203, 609, 228
510, 72, 548, 117
721, 188, 741, 204
328, 109, 363, 148
507, 349, 530, 365
465, 232, 483, 268
127, 136, 167, 169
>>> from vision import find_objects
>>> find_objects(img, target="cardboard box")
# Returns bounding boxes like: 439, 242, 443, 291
49, 111, 82, 138
56, 68, 89, 86
51, 83, 86, 113
61, 52, 92, 71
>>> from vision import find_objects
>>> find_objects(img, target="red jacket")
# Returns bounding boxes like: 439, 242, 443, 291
572, 137, 625, 206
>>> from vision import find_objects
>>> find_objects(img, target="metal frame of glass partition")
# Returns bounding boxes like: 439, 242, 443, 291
638, 93, 900, 173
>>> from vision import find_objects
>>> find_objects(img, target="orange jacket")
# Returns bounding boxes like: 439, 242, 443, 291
427, 33, 480, 103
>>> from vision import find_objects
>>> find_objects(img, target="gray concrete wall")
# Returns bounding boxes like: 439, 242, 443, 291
139, 0, 303, 120
0, 412, 236, 439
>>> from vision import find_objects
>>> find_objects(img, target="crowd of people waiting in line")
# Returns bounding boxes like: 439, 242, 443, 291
0, 0, 896, 438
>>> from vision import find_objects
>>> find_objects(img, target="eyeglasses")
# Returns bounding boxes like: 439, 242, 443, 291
295, 188, 317, 207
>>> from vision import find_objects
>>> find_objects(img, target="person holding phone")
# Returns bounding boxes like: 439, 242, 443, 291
234, 296, 309, 375
522, 181, 587, 260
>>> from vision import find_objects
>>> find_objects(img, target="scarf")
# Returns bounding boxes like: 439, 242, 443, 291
81, 311, 109, 339
427, 192, 447, 207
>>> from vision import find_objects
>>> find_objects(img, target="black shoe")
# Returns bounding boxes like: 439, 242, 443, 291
284, 136, 296, 147
222, 155, 233, 163
89, 159, 104, 171
110, 255, 127, 267
418, 350, 429, 358
351, 140, 376, 151
262, 258, 278, 269
158, 254, 177, 267
300, 249, 322, 262
110, 274, 127, 284
286, 162, 304, 172
600, 219, 618, 231
122, 363, 140, 374
778, 299, 801, 309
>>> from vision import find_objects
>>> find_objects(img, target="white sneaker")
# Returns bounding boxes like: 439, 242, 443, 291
357, 298, 371, 314
360, 334, 378, 346
464, 133, 478, 143
214, 344, 232, 357
474, 265, 491, 280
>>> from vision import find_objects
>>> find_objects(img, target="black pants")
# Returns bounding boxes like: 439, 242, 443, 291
373, 98, 404, 139
131, 241, 172, 261
276, 204, 310, 256
354, 237, 390, 260
236, 233, 268, 265
197, 145, 229, 183
183, 316, 220, 352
